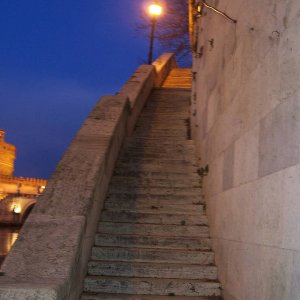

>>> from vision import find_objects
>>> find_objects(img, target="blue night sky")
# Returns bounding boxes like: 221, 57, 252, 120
0, 0, 158, 179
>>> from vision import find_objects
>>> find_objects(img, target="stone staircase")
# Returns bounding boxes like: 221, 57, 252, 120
81, 71, 222, 299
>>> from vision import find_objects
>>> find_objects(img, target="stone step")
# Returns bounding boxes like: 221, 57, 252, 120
98, 222, 209, 237
141, 107, 189, 112
148, 92, 190, 99
105, 194, 204, 207
104, 203, 204, 215
105, 192, 204, 202
120, 146, 194, 155
91, 247, 215, 264
112, 169, 199, 179
152, 85, 191, 92
134, 121, 189, 128
133, 127, 189, 133
139, 102, 189, 108
138, 111, 189, 117
138, 116, 189, 122
132, 134, 188, 140
125, 137, 194, 145
139, 111, 189, 115
134, 126, 189, 131
101, 211, 208, 226
83, 276, 220, 297
144, 95, 189, 101
87, 261, 218, 280
81, 293, 222, 299
94, 234, 212, 250
107, 187, 201, 197
133, 132, 189, 138
128, 137, 190, 144
113, 163, 197, 174
109, 177, 200, 189
121, 146, 195, 156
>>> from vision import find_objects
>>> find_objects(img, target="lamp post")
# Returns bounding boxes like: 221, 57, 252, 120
147, 3, 162, 64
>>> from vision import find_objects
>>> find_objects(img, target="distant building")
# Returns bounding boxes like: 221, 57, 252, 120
0, 130, 47, 224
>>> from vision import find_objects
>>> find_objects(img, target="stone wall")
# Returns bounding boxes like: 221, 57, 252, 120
191, 0, 300, 299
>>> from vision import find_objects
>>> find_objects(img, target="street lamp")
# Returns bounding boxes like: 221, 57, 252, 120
147, 3, 162, 64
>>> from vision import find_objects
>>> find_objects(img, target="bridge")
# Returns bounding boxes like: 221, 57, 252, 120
0, 131, 47, 225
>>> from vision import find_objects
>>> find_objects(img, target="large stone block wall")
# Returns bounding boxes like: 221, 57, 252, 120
191, 0, 300, 299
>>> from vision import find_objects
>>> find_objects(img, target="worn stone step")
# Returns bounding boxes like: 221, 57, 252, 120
101, 211, 207, 226
137, 117, 189, 123
87, 261, 218, 280
134, 126, 189, 133
139, 111, 189, 116
125, 137, 194, 145
112, 169, 199, 180
138, 113, 189, 118
105, 193, 204, 203
108, 186, 201, 197
118, 154, 196, 163
128, 138, 190, 144
133, 129, 189, 136
115, 158, 196, 165
98, 222, 209, 237
91, 247, 214, 264
125, 141, 194, 149
145, 99, 189, 105
94, 234, 212, 250
104, 203, 204, 215
121, 147, 196, 156
104, 208, 204, 216
106, 193, 205, 205
114, 163, 197, 174
147, 96, 190, 101
133, 123, 189, 128
109, 177, 200, 189
141, 104, 189, 108
133, 132, 188, 138
83, 276, 220, 297
120, 151, 195, 160
151, 86, 191, 92
123, 142, 194, 149
124, 141, 194, 148
81, 293, 222, 299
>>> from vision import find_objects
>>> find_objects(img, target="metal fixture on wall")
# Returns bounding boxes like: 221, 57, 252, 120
196, 0, 237, 23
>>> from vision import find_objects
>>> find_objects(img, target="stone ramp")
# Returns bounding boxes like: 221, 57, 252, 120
81, 78, 221, 298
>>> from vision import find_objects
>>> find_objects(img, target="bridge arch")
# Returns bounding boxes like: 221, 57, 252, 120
20, 200, 36, 224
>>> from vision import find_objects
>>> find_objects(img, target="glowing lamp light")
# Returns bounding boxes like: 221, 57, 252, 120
148, 4, 162, 17
12, 204, 21, 214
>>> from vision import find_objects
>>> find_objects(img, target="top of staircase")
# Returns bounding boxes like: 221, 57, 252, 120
162, 68, 192, 89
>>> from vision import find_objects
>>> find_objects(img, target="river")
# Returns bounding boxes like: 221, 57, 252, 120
0, 226, 20, 266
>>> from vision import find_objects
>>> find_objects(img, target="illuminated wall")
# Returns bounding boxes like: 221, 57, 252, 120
191, 0, 300, 299
0, 130, 16, 177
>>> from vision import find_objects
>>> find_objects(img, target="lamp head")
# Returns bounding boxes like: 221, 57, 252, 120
148, 3, 162, 17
